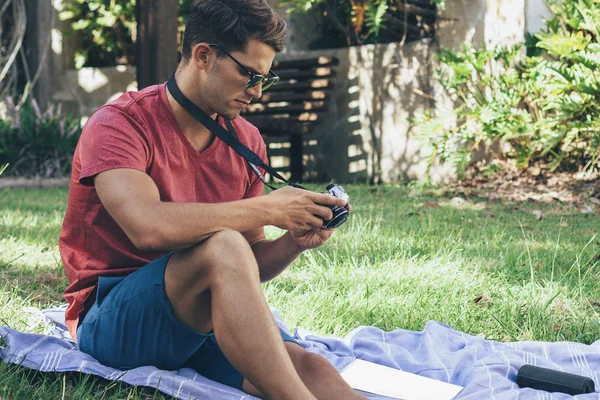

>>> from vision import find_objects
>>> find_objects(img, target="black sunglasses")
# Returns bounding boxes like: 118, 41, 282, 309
209, 44, 280, 91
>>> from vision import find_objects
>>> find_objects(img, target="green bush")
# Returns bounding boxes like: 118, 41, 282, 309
415, 0, 600, 175
0, 99, 81, 178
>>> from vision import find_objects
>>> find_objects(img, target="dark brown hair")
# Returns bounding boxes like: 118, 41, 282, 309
181, 0, 287, 61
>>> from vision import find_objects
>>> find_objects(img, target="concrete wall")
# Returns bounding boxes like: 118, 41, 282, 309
526, 0, 553, 33
271, 40, 447, 183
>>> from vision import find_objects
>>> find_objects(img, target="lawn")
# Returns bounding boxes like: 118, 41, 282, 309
1, 184, 599, 398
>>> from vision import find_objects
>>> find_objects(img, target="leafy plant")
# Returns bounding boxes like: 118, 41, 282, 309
281, 0, 442, 49
59, 0, 194, 69
414, 0, 600, 176
59, 0, 137, 68
0, 98, 81, 178
365, 1, 389, 37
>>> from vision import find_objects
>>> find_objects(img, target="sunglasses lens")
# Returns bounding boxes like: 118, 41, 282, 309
263, 76, 279, 91
246, 76, 265, 89
246, 75, 279, 91
262, 79, 275, 91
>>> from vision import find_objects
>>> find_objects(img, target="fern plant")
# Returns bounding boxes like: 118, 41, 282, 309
365, 1, 389, 37
415, 0, 600, 175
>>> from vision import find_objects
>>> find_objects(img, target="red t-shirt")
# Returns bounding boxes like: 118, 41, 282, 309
59, 83, 267, 341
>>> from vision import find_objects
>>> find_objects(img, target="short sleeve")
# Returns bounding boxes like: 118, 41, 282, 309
78, 106, 151, 186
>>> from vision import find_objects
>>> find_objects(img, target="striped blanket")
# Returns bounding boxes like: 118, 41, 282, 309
1, 307, 599, 399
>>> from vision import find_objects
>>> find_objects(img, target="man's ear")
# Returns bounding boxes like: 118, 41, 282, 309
191, 43, 213, 71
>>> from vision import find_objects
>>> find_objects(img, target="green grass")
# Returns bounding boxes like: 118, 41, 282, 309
1, 184, 599, 398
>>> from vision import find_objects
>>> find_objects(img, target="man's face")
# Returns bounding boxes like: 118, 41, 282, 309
203, 39, 276, 120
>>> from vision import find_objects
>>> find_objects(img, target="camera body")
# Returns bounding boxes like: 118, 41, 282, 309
290, 182, 350, 229
323, 183, 349, 229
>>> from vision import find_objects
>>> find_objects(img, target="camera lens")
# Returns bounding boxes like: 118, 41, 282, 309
323, 205, 349, 229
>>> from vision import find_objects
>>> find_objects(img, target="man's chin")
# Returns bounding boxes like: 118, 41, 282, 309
221, 110, 241, 121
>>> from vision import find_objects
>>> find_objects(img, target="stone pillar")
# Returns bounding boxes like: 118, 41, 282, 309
438, 0, 526, 49
526, 0, 553, 33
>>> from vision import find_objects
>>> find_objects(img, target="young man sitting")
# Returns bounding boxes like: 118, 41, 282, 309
59, 1, 366, 399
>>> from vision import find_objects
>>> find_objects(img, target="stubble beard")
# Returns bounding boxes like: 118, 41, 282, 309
204, 71, 241, 121
206, 92, 241, 121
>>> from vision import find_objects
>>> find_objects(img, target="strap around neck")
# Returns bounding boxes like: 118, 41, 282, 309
166, 75, 297, 190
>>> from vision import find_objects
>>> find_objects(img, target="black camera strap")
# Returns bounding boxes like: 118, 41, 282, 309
167, 75, 301, 191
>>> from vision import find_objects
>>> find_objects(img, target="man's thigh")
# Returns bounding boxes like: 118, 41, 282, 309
77, 252, 211, 370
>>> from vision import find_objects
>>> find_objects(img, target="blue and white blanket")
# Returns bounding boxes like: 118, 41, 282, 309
1, 307, 599, 399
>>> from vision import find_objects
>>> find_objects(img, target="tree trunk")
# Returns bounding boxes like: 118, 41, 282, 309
24, 0, 54, 110
136, 0, 179, 89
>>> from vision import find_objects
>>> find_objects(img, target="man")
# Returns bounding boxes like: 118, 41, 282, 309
59, 1, 366, 399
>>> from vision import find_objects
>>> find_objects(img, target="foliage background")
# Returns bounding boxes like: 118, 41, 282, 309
415, 0, 600, 176
59, 0, 137, 68
59, 0, 194, 68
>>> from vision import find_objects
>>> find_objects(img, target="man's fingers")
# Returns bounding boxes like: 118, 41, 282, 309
309, 216, 325, 229
315, 193, 347, 207
309, 204, 333, 220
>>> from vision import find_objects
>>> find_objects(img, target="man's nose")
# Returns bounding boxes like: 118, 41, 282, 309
246, 83, 263, 99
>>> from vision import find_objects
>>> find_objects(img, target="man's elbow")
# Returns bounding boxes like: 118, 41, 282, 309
128, 224, 167, 251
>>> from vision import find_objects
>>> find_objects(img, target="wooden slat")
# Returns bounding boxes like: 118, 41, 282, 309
254, 91, 330, 104
259, 121, 320, 135
259, 124, 313, 136
272, 56, 339, 70
349, 155, 368, 163
273, 68, 336, 80
264, 137, 317, 149
267, 143, 319, 157
244, 101, 328, 115
267, 79, 334, 92
244, 112, 326, 126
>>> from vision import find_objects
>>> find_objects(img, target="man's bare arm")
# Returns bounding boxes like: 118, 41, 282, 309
242, 227, 304, 282
94, 168, 346, 251
95, 169, 271, 250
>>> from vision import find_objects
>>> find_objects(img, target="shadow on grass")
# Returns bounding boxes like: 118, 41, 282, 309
0, 265, 67, 305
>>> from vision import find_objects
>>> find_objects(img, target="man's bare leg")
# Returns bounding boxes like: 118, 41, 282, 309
243, 342, 369, 400
164, 230, 315, 400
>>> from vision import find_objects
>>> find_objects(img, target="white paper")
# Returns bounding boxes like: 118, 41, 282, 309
341, 359, 463, 400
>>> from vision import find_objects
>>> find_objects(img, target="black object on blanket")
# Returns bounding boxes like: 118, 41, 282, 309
517, 364, 595, 395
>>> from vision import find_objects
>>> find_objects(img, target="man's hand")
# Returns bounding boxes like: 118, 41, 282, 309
264, 186, 348, 232
289, 226, 336, 250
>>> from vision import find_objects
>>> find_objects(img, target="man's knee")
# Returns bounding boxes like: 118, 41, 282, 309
193, 229, 258, 281
168, 230, 255, 283
203, 229, 250, 254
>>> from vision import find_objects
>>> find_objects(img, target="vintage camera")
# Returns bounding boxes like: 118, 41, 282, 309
322, 183, 349, 229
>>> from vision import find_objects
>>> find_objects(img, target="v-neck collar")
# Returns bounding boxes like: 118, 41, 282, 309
159, 83, 222, 163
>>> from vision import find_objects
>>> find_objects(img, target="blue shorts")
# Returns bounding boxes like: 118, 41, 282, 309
77, 252, 299, 391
